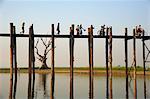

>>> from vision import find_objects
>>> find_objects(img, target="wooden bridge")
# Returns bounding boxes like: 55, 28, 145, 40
1, 23, 150, 99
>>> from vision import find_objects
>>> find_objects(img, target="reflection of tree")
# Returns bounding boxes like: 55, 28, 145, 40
128, 81, 134, 97
39, 74, 48, 97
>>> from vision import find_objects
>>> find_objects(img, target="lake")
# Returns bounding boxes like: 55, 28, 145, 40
0, 73, 150, 99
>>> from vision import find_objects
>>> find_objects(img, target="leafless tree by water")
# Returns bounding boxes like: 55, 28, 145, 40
35, 38, 52, 69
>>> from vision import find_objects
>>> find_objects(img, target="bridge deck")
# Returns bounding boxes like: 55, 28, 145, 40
0, 33, 150, 40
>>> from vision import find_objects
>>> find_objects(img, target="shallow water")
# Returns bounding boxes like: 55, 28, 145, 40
0, 73, 150, 99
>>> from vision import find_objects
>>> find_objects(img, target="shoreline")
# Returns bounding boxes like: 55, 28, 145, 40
0, 67, 150, 77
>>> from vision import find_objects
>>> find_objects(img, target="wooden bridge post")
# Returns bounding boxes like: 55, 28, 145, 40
109, 27, 113, 99
133, 29, 137, 99
125, 28, 128, 99
88, 25, 94, 99
9, 23, 14, 99
13, 25, 18, 98
50, 24, 55, 99
31, 24, 35, 98
70, 24, 74, 99
142, 30, 146, 99
105, 27, 109, 99
28, 25, 32, 99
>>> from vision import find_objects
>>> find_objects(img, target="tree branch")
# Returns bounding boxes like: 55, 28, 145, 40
35, 39, 39, 47
46, 48, 52, 55
41, 38, 47, 47
44, 39, 52, 55
36, 57, 42, 62
35, 39, 43, 59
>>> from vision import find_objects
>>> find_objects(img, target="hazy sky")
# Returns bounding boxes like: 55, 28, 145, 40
0, 0, 150, 68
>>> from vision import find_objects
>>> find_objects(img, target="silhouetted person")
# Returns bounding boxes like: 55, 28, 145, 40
100, 24, 105, 36
91, 25, 94, 30
136, 25, 143, 36
70, 27, 72, 33
76, 25, 80, 35
20, 22, 25, 34
79, 24, 86, 35
56, 23, 60, 35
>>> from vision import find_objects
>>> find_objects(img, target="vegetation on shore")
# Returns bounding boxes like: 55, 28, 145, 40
0, 66, 149, 73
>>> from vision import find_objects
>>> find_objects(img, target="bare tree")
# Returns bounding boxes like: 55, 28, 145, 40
35, 38, 52, 69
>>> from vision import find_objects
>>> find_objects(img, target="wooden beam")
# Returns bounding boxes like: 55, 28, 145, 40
31, 24, 35, 98
109, 27, 113, 99
106, 27, 109, 99
88, 25, 94, 99
50, 24, 55, 99
70, 24, 74, 99
133, 29, 137, 99
9, 23, 14, 99
28, 26, 32, 99
13, 26, 18, 99
142, 30, 146, 99
125, 28, 129, 99
0, 33, 150, 40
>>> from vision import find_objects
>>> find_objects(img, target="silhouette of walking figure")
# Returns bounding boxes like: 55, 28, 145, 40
20, 22, 25, 34
100, 24, 105, 36
91, 25, 94, 30
56, 23, 60, 35
76, 25, 80, 35
79, 24, 86, 35
136, 25, 143, 36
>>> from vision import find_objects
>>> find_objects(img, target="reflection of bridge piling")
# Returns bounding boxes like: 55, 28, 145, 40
2, 23, 150, 99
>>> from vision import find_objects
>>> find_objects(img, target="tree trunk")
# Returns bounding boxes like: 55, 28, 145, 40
40, 59, 49, 69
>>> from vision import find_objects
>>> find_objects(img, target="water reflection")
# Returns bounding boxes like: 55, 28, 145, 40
32, 72, 35, 99
129, 80, 134, 96
1, 73, 150, 99
50, 73, 55, 99
89, 75, 94, 99
9, 72, 18, 99
106, 74, 109, 99
38, 74, 49, 97
9, 73, 13, 99
28, 72, 32, 99
13, 74, 17, 99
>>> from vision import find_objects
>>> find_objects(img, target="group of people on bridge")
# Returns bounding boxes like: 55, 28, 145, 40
19, 22, 144, 36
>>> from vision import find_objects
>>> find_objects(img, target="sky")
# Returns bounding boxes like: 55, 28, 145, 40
0, 0, 150, 68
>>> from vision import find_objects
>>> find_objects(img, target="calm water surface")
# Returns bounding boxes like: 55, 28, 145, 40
0, 73, 150, 99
